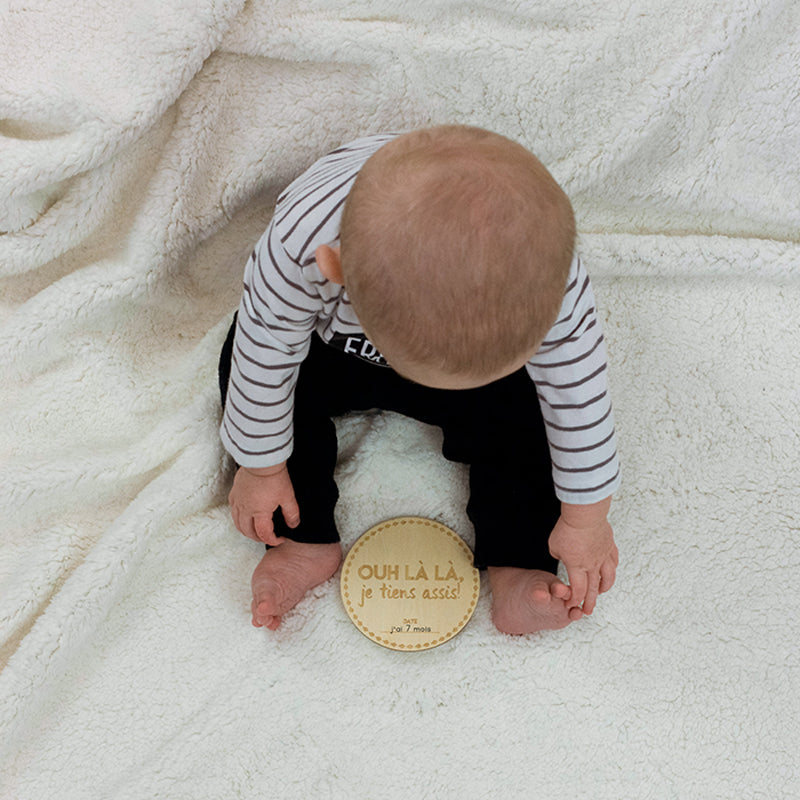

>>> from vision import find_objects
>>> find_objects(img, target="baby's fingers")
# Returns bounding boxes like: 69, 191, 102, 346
565, 569, 587, 611
599, 557, 617, 595
231, 504, 240, 534
582, 573, 602, 615
231, 504, 258, 542
254, 513, 287, 546
281, 495, 301, 530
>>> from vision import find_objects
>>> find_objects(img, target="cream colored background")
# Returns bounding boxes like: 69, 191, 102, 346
1, 1, 798, 797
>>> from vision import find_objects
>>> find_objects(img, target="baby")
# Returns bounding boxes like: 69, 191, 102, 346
218, 125, 620, 634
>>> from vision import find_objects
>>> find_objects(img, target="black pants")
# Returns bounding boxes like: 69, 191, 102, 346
219, 319, 560, 572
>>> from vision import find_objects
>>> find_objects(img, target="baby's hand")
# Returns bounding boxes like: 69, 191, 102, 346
228, 463, 300, 545
548, 497, 618, 616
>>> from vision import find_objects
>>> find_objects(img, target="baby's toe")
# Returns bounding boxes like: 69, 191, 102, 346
528, 581, 552, 604
567, 606, 584, 622
551, 581, 571, 601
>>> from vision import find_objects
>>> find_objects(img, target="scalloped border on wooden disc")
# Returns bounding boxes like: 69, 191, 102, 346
340, 517, 480, 651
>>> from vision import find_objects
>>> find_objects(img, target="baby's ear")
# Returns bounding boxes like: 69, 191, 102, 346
315, 244, 344, 285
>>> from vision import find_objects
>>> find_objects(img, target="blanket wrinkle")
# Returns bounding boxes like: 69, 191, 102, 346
1, 1, 799, 798
0, 433, 228, 755
0, 1, 247, 216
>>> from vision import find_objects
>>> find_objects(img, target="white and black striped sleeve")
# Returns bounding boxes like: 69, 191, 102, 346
527, 255, 621, 505
219, 222, 319, 469
219, 133, 398, 468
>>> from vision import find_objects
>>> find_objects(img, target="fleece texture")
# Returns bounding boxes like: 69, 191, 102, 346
1, 1, 798, 797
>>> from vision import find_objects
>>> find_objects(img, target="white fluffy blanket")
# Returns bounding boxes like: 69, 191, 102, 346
2, 1, 798, 797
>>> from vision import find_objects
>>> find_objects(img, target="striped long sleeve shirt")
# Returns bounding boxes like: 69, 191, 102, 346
220, 134, 621, 505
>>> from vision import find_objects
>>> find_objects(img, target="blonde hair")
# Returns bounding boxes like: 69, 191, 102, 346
340, 125, 575, 378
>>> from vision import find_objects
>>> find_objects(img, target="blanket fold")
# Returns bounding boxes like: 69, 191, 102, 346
1, 1, 798, 797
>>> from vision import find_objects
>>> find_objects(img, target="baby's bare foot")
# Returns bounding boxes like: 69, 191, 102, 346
251, 541, 342, 630
488, 566, 583, 635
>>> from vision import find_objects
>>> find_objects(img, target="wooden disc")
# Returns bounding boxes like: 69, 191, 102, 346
340, 517, 480, 651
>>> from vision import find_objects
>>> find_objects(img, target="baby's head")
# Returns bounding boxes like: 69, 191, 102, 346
324, 125, 575, 388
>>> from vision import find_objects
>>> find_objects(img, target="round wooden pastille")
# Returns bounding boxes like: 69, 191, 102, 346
340, 517, 480, 651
